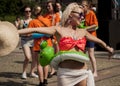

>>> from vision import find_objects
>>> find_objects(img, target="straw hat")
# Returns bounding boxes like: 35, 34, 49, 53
0, 21, 19, 56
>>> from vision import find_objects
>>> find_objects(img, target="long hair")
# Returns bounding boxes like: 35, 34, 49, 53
46, 1, 58, 13
60, 3, 80, 27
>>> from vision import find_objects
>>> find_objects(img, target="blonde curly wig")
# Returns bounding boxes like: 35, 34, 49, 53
61, 3, 80, 26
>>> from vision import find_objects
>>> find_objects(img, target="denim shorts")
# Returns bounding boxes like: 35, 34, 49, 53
86, 41, 95, 48
21, 36, 33, 47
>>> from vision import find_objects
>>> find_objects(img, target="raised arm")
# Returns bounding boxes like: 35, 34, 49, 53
18, 26, 57, 35
85, 30, 114, 54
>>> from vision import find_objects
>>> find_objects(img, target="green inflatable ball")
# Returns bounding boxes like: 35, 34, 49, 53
39, 46, 55, 66
40, 40, 48, 49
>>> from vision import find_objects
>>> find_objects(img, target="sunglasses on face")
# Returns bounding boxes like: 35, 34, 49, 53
72, 11, 84, 18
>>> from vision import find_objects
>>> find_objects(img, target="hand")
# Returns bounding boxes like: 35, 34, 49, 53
106, 46, 114, 59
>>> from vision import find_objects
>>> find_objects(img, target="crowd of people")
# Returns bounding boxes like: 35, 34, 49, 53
14, 0, 113, 86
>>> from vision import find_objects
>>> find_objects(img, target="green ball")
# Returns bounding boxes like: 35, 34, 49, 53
40, 40, 47, 49
39, 46, 55, 66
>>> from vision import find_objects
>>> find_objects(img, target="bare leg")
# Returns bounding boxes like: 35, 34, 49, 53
22, 45, 31, 78
43, 65, 49, 79
43, 65, 49, 84
88, 48, 98, 77
75, 79, 87, 86
33, 52, 44, 83
50, 66, 56, 75
30, 48, 38, 77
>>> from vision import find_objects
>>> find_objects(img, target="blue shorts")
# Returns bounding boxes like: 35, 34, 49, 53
86, 41, 95, 48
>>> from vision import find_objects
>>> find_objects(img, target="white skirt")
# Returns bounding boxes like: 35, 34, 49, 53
57, 68, 95, 86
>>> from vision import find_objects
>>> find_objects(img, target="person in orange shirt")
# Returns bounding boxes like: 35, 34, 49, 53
44, 1, 60, 26
81, 0, 99, 77
43, 1, 61, 78
28, 5, 52, 86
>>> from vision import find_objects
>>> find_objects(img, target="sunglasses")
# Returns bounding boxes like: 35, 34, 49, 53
72, 11, 84, 18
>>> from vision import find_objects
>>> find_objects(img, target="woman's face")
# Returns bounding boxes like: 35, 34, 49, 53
70, 8, 84, 26
47, 2, 53, 12
24, 7, 31, 17
81, 1, 89, 12
56, 3, 61, 11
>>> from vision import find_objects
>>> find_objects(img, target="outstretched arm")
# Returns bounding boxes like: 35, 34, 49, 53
85, 25, 98, 31
18, 26, 57, 35
85, 31, 114, 54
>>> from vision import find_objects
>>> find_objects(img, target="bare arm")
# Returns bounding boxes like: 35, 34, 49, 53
85, 25, 98, 31
85, 31, 113, 53
18, 26, 57, 35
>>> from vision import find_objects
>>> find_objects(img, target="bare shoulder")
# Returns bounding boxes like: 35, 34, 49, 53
78, 29, 87, 33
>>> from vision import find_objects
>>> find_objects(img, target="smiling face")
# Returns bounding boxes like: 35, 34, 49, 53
61, 3, 84, 27
81, 0, 90, 12
47, 2, 54, 12
56, 3, 61, 11
24, 7, 31, 18
70, 8, 84, 26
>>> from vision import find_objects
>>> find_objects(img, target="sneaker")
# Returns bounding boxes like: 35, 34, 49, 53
30, 73, 38, 78
21, 73, 27, 79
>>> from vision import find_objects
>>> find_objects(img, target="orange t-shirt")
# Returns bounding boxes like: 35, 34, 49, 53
43, 12, 60, 26
28, 16, 52, 51
44, 12, 60, 43
85, 10, 98, 36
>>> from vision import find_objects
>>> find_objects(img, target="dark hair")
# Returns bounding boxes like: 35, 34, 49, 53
23, 5, 31, 12
55, 1, 62, 11
81, 0, 92, 7
46, 1, 59, 13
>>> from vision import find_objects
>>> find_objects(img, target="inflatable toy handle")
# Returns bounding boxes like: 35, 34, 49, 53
32, 33, 51, 39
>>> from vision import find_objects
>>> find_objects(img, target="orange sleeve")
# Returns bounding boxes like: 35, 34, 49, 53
28, 17, 53, 51
85, 11, 98, 36
28, 20, 35, 28
55, 12, 60, 25
91, 12, 98, 26
85, 10, 98, 26
28, 19, 43, 28
38, 16, 51, 27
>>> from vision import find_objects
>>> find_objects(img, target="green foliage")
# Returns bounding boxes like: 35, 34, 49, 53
0, 0, 67, 22
0, 0, 36, 22
0, 0, 23, 16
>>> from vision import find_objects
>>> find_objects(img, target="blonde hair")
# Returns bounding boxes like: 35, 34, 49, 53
60, 3, 80, 27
